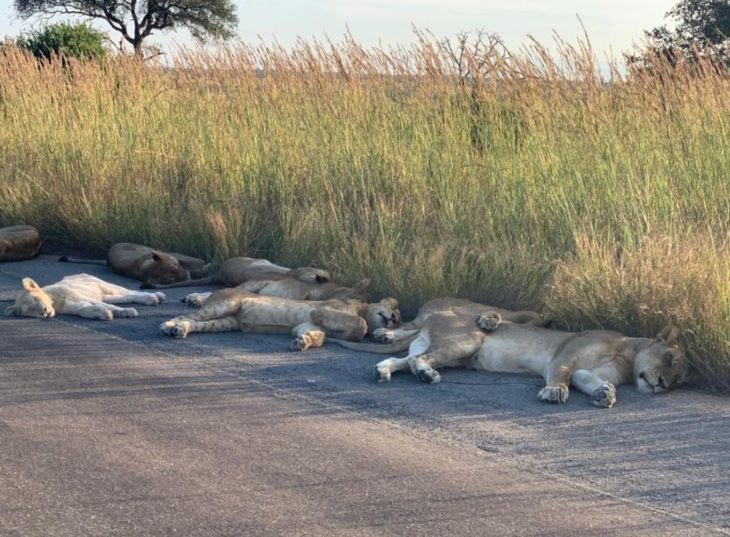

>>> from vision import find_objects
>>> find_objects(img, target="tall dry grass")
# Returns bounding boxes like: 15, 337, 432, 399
1, 34, 729, 388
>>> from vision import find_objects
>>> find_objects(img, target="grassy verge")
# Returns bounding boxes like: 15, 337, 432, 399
1, 37, 729, 388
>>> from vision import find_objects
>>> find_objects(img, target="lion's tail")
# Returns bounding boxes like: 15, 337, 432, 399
58, 256, 106, 266
329, 333, 417, 354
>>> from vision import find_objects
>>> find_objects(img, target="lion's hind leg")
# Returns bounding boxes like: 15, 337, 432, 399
104, 290, 166, 305
373, 356, 411, 383
181, 292, 212, 307
371, 327, 419, 344
408, 337, 486, 384
61, 300, 138, 320
160, 316, 239, 338
374, 334, 430, 383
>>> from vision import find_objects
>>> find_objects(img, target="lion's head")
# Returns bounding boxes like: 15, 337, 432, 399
364, 298, 401, 334
145, 251, 191, 286
634, 325, 689, 394
5, 277, 55, 318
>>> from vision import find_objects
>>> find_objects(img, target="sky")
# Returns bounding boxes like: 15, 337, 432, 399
0, 0, 678, 56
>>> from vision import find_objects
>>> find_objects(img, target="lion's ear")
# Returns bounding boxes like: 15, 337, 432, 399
4, 305, 18, 317
656, 325, 680, 345
151, 251, 163, 262
354, 278, 370, 291
315, 274, 329, 283
381, 297, 399, 308
21, 277, 40, 292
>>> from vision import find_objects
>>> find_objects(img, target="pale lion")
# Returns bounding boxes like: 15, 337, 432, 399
60, 243, 210, 286
159, 288, 400, 351
339, 311, 688, 408
0, 225, 42, 262
4, 273, 166, 320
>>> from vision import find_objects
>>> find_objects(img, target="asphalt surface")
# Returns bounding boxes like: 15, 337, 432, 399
1, 255, 730, 536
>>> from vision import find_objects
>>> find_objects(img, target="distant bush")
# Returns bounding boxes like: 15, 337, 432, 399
16, 22, 106, 61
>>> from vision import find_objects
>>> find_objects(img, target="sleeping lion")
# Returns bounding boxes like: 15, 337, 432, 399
160, 288, 400, 351
4, 273, 166, 320
338, 310, 688, 408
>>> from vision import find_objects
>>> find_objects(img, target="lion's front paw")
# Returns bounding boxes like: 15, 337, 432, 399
372, 328, 395, 343
477, 311, 502, 333
538, 384, 569, 404
592, 383, 617, 408
160, 320, 189, 338
290, 335, 311, 351
116, 308, 138, 318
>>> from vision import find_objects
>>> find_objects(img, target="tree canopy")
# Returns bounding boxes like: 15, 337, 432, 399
14, 0, 238, 55
643, 0, 730, 65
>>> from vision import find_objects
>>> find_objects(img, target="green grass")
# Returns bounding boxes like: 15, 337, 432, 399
1, 39, 730, 388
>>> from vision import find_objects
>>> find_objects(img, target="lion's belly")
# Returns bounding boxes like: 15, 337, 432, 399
470, 324, 572, 376
236, 299, 313, 327
471, 339, 552, 375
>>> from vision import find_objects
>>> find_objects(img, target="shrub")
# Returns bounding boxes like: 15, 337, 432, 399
16, 22, 106, 61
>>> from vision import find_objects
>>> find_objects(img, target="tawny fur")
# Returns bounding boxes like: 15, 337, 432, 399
349, 310, 688, 408
143, 256, 332, 290
60, 242, 209, 286
181, 277, 370, 306
0, 225, 41, 262
160, 288, 400, 350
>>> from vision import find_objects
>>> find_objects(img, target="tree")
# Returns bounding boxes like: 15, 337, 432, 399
13, 0, 238, 56
16, 22, 106, 60
641, 0, 730, 66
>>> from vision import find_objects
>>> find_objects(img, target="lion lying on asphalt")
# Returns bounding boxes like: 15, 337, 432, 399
338, 307, 688, 408
180, 277, 371, 306
160, 288, 400, 350
60, 242, 210, 286
4, 273, 166, 320
141, 256, 331, 290
0, 225, 42, 262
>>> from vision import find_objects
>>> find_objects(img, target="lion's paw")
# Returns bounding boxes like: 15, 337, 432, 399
160, 320, 189, 338
290, 336, 311, 351
477, 312, 502, 333
415, 367, 441, 384
181, 293, 204, 308
538, 384, 569, 404
373, 364, 392, 383
592, 383, 617, 408
144, 292, 166, 305
116, 308, 138, 318
372, 328, 395, 343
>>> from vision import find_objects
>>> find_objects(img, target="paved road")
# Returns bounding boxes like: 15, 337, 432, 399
1, 256, 730, 536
